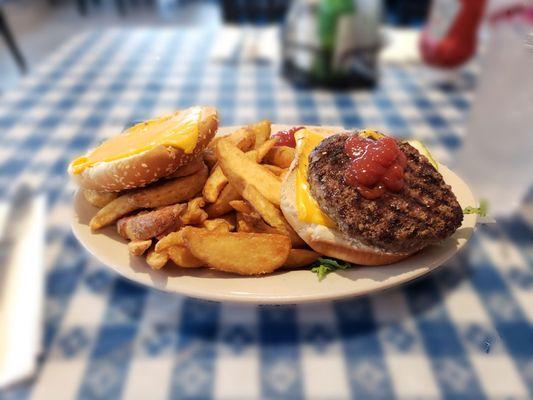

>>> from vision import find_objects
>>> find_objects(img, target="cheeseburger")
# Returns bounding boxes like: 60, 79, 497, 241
280, 128, 463, 265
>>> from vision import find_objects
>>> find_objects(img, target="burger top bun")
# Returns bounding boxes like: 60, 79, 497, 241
68, 106, 218, 192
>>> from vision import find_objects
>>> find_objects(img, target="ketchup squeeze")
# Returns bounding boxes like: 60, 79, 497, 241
272, 126, 304, 148
344, 135, 407, 200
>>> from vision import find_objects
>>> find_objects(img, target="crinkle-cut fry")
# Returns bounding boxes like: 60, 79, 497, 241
127, 239, 152, 256
283, 249, 321, 269
242, 185, 306, 247
216, 140, 281, 206
202, 218, 232, 232
167, 246, 203, 268
262, 164, 285, 176
264, 146, 295, 169
206, 183, 241, 218
183, 228, 291, 275
180, 197, 207, 225
146, 249, 169, 270
84, 189, 118, 208
90, 164, 208, 230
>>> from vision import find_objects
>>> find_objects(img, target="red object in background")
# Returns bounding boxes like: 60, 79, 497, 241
344, 135, 407, 200
420, 0, 487, 68
272, 126, 304, 148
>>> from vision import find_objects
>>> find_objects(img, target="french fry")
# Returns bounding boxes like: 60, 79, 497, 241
202, 218, 232, 232
241, 185, 305, 247
229, 200, 257, 216
155, 226, 195, 252
283, 249, 321, 269
167, 246, 203, 268
262, 164, 285, 176
250, 120, 271, 149
183, 228, 291, 275
216, 140, 281, 206
83, 189, 118, 208
236, 212, 256, 232
264, 146, 295, 168
218, 212, 236, 231
180, 197, 208, 225
146, 249, 169, 270
90, 164, 208, 230
206, 184, 241, 218
127, 239, 152, 256
224, 126, 256, 151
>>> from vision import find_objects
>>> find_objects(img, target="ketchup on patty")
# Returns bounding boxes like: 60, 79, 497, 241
272, 126, 304, 148
344, 134, 407, 199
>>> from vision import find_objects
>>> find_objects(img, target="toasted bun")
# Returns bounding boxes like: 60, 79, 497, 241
280, 129, 414, 266
69, 106, 218, 192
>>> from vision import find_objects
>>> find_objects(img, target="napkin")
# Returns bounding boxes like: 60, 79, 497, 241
0, 195, 46, 388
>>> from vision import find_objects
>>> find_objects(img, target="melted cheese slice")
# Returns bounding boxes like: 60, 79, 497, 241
295, 129, 335, 228
70, 107, 201, 174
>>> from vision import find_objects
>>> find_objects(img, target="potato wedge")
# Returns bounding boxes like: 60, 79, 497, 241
146, 249, 169, 270
127, 239, 152, 256
241, 185, 306, 247
264, 146, 295, 169
250, 120, 271, 149
206, 184, 241, 218
84, 189, 118, 208
217, 140, 281, 206
90, 164, 208, 230
283, 249, 321, 269
167, 246, 203, 268
183, 229, 291, 275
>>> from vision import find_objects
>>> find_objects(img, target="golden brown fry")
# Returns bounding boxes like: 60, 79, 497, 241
83, 189, 118, 208
216, 140, 281, 206
264, 146, 295, 168
262, 164, 285, 176
249, 120, 271, 149
242, 185, 306, 247
236, 212, 256, 232
224, 127, 256, 151
229, 200, 257, 216
183, 228, 291, 275
252, 139, 277, 163
202, 165, 227, 203
127, 239, 152, 256
283, 249, 321, 269
180, 197, 208, 225
90, 164, 208, 230
167, 246, 203, 268
166, 159, 205, 178
202, 218, 232, 232
206, 184, 241, 218
218, 212, 236, 231
146, 249, 169, 270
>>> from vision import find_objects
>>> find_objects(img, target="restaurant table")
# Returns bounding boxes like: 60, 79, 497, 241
0, 29, 531, 400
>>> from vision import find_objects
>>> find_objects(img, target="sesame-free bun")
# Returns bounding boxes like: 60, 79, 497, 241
68, 106, 218, 192
280, 129, 414, 266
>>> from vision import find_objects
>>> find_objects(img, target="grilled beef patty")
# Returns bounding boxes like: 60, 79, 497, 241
307, 133, 463, 253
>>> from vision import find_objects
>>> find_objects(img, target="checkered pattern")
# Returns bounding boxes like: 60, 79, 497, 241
0, 29, 531, 400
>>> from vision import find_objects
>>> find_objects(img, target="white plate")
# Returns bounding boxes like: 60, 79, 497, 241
71, 125, 477, 304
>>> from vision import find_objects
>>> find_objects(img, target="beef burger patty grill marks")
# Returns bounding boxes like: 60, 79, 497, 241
307, 133, 463, 253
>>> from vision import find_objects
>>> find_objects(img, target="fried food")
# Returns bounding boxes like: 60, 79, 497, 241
90, 163, 208, 230
264, 146, 295, 168
117, 203, 186, 241
262, 165, 286, 176
180, 197, 208, 225
205, 184, 241, 218
241, 185, 305, 247
250, 120, 271, 149
236, 213, 256, 232
283, 249, 321, 268
229, 200, 257, 216
127, 239, 152, 256
216, 140, 281, 206
83, 189, 118, 208
202, 218, 232, 232
183, 228, 291, 275
167, 246, 203, 268
146, 249, 169, 270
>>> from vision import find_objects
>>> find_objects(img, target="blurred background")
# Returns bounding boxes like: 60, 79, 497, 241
0, 0, 532, 398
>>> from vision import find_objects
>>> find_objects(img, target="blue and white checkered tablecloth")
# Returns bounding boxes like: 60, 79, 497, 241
0, 28, 531, 400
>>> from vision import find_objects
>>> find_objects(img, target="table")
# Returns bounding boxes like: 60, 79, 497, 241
0, 28, 531, 400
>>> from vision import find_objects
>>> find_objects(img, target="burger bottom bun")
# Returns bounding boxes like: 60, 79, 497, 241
70, 106, 218, 192
280, 161, 414, 266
